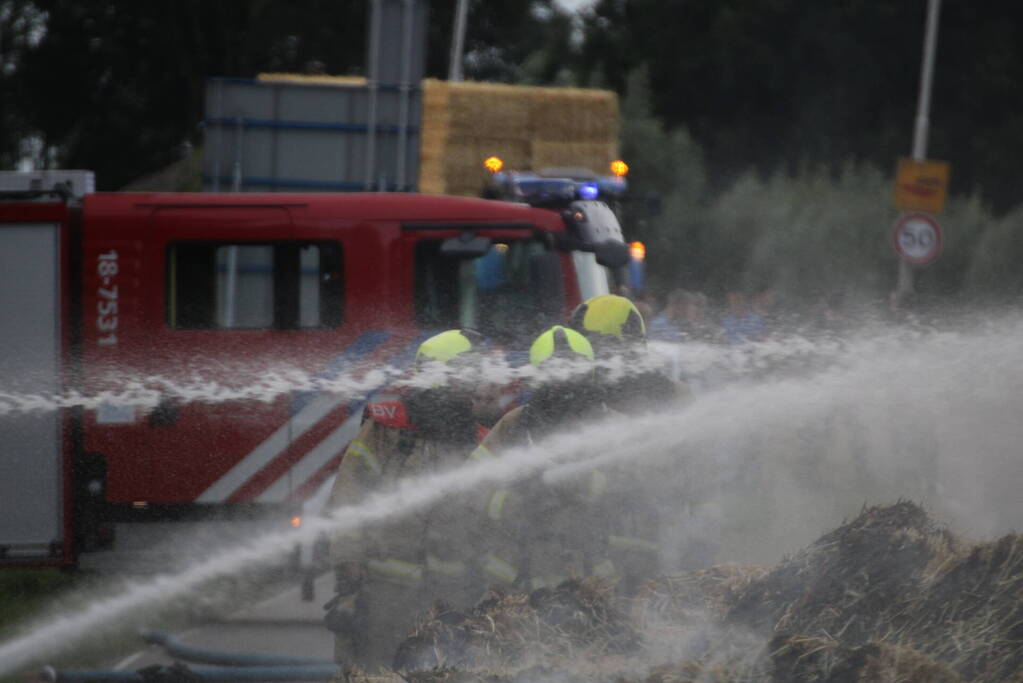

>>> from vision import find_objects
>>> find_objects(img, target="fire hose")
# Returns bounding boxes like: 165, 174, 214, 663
40, 663, 339, 682
41, 630, 338, 683
137, 631, 335, 667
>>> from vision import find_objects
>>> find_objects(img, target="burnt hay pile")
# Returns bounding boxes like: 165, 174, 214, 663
726, 501, 1023, 681
340, 503, 1023, 682
392, 577, 640, 675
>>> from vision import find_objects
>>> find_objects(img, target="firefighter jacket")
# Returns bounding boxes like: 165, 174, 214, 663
602, 367, 691, 415
328, 389, 479, 591
469, 382, 613, 590
579, 363, 690, 583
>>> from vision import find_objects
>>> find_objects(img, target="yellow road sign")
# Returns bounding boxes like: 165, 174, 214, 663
894, 157, 951, 214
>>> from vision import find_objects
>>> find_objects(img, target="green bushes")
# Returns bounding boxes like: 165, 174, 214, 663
0, 569, 77, 637
620, 72, 1021, 305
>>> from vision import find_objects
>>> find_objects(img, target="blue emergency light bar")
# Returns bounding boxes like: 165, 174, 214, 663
487, 171, 627, 207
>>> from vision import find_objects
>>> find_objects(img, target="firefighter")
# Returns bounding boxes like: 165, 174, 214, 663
568, 293, 683, 414
325, 329, 491, 672
568, 294, 697, 593
470, 325, 610, 591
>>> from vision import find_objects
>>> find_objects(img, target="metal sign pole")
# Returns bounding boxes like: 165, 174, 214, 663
448, 0, 469, 82
913, 0, 941, 162
212, 80, 223, 191
897, 0, 942, 299
364, 0, 382, 191
231, 117, 243, 192
396, 0, 414, 191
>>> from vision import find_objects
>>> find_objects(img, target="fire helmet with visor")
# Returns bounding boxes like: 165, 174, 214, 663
569, 294, 646, 345
415, 329, 485, 368
529, 325, 595, 367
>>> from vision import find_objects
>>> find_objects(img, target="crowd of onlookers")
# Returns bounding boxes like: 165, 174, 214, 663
627, 286, 779, 346
625, 283, 937, 347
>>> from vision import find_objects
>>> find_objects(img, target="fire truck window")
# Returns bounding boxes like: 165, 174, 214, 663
167, 242, 343, 330
170, 244, 216, 329
217, 245, 274, 328
312, 243, 344, 328
414, 239, 562, 342
414, 242, 460, 330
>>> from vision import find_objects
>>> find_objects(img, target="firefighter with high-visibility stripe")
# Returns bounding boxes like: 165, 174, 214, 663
569, 293, 685, 414
470, 325, 610, 591
325, 329, 491, 671
569, 294, 695, 593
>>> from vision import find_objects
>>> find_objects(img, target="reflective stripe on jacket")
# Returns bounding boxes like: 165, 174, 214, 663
367, 557, 424, 585
328, 416, 474, 568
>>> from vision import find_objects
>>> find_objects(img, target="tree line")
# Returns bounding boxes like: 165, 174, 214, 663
3, 0, 1022, 302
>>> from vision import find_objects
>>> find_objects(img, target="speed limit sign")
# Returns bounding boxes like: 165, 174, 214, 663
893, 212, 943, 266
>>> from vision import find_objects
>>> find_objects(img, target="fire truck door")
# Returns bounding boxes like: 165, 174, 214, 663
0, 220, 65, 562
125, 207, 308, 505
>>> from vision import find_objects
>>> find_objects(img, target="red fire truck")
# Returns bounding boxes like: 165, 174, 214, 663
0, 171, 628, 569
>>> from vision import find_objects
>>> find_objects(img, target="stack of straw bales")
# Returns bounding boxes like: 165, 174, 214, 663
420, 79, 619, 196
253, 75, 620, 197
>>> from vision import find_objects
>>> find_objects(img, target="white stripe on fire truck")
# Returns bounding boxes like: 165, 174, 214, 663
196, 332, 391, 503
202, 332, 430, 504
195, 390, 350, 503
255, 333, 434, 504
254, 410, 363, 503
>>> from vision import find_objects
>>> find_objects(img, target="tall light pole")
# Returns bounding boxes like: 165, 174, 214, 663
897, 0, 942, 299
448, 0, 469, 82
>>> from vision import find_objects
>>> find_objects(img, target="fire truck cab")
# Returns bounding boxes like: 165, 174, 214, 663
0, 172, 628, 568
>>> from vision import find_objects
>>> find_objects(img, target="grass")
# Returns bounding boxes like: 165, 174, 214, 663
1, 569, 84, 683
0, 569, 79, 638
0, 564, 304, 683
0, 568, 149, 682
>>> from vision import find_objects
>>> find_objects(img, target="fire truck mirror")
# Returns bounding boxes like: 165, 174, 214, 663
593, 239, 631, 269
440, 233, 493, 259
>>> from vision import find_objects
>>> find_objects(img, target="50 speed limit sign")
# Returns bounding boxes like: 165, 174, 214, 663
893, 212, 943, 266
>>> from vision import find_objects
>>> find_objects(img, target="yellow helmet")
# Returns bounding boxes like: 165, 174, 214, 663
569, 294, 646, 343
415, 329, 484, 367
529, 325, 594, 367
